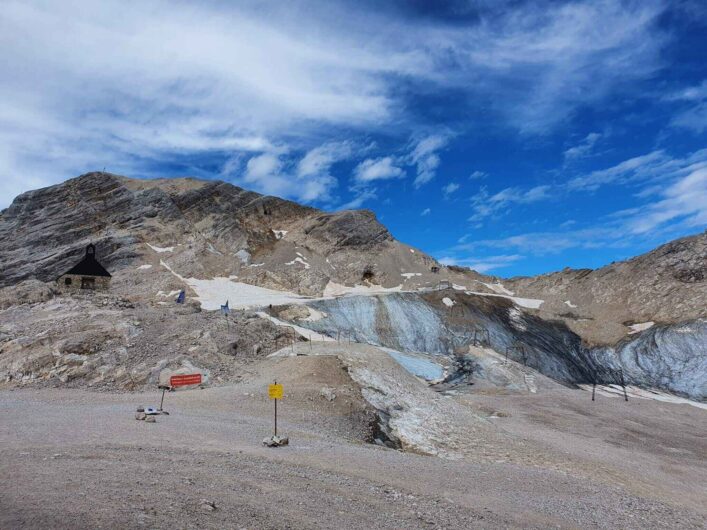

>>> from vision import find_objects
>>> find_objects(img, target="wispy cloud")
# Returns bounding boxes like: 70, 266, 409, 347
224, 141, 354, 203
469, 184, 552, 223
354, 157, 405, 183
442, 182, 460, 197
421, 207, 431, 216
564, 132, 602, 161
438, 254, 523, 273
338, 188, 378, 210
410, 134, 449, 188
665, 80, 707, 133
457, 148, 707, 254
0, 0, 680, 209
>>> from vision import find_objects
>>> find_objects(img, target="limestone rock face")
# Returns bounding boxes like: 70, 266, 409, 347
0, 172, 423, 296
503, 231, 707, 344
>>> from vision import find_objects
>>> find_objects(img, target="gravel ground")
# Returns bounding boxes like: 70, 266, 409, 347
1, 356, 705, 529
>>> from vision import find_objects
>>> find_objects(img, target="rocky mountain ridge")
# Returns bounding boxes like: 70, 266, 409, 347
1, 172, 705, 346
0, 173, 705, 400
503, 231, 707, 344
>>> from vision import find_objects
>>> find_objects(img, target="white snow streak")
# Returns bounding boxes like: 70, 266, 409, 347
323, 281, 403, 297
464, 290, 544, 309
477, 281, 514, 296
146, 243, 174, 253
286, 257, 311, 269
257, 312, 335, 341
628, 321, 655, 334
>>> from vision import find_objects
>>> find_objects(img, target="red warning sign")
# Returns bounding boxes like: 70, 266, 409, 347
170, 374, 202, 387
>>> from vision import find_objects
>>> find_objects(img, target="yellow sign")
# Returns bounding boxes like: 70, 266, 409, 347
268, 383, 283, 400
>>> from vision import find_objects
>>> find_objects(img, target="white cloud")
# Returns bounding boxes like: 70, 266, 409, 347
438, 254, 523, 273
566, 149, 701, 191
354, 157, 404, 183
442, 182, 460, 197
338, 188, 378, 210
421, 208, 431, 216
410, 135, 449, 188
297, 141, 353, 179
671, 103, 707, 133
229, 141, 354, 203
469, 184, 552, 222
457, 149, 707, 254
620, 165, 707, 234
469, 171, 488, 180
0, 0, 677, 206
663, 81, 707, 133
564, 132, 601, 160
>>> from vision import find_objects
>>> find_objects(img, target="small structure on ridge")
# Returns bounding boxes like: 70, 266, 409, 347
57, 243, 111, 291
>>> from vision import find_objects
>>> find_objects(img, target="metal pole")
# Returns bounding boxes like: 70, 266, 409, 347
619, 369, 628, 402
592, 381, 596, 401
159, 388, 166, 410
274, 380, 278, 437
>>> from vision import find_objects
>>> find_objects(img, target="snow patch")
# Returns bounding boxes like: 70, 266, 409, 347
160, 259, 308, 310
272, 229, 288, 240
247, 263, 265, 268
146, 243, 174, 253
401, 272, 422, 279
464, 290, 544, 309
137, 264, 152, 270
564, 300, 577, 308
156, 290, 181, 298
628, 321, 654, 334
442, 297, 455, 307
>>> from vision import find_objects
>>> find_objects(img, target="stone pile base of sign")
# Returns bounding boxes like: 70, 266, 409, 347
135, 406, 158, 423
262, 435, 289, 447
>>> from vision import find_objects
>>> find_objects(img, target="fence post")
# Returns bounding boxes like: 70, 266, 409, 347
619, 369, 628, 401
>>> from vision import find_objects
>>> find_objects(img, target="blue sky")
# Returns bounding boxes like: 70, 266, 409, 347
1, 0, 705, 276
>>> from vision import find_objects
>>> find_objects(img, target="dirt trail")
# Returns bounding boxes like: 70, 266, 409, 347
1, 352, 705, 529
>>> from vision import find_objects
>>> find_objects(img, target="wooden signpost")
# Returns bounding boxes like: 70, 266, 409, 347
268, 381, 283, 436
